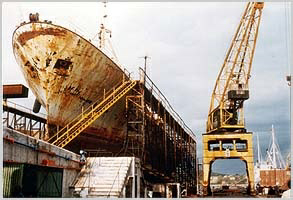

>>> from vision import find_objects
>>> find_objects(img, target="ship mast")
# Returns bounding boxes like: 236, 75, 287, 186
256, 132, 262, 167
98, 1, 118, 62
265, 124, 286, 169
99, 1, 109, 49
272, 125, 276, 168
254, 132, 262, 184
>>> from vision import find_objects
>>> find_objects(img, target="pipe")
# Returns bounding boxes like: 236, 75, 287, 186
33, 98, 41, 113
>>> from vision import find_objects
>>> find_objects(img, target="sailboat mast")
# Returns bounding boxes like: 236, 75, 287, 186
271, 124, 277, 168
257, 132, 261, 165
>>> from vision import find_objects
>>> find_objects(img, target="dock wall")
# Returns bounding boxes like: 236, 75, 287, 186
3, 127, 81, 197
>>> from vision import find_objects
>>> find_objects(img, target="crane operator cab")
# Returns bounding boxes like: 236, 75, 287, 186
228, 83, 249, 100
226, 83, 249, 126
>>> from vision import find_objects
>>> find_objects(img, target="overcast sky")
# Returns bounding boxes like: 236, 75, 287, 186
2, 2, 291, 174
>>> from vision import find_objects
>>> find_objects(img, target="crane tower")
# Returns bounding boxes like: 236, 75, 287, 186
202, 2, 264, 195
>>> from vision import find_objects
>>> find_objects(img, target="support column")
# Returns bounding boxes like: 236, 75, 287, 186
137, 159, 140, 198
132, 157, 135, 198
177, 183, 180, 198
202, 159, 212, 195
180, 128, 183, 183
173, 119, 176, 175
122, 187, 126, 198
164, 111, 167, 173
202, 134, 211, 195
246, 160, 255, 194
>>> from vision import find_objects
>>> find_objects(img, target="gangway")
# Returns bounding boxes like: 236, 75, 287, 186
47, 80, 137, 148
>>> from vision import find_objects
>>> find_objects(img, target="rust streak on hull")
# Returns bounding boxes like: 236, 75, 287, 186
17, 27, 67, 46
12, 22, 128, 144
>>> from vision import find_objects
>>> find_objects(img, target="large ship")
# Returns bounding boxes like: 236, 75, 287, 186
12, 13, 131, 152
10, 7, 198, 193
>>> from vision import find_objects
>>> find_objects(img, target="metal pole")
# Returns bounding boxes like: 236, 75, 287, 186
144, 56, 147, 74
137, 159, 140, 198
272, 124, 276, 168
132, 157, 135, 198
196, 158, 199, 195
257, 133, 261, 165
143, 56, 147, 85
140, 55, 150, 85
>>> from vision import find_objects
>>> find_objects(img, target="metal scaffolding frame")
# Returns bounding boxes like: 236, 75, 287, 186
2, 100, 47, 139
124, 68, 197, 192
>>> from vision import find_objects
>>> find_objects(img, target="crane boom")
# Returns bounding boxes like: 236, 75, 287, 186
207, 2, 264, 133
202, 3, 265, 195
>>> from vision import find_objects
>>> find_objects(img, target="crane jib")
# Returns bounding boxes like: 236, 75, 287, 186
207, 2, 264, 133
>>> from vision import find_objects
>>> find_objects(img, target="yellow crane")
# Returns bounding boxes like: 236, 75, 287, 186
202, 2, 264, 195
207, 2, 264, 134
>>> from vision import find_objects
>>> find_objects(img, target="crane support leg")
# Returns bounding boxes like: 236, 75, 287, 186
245, 159, 255, 194
202, 132, 255, 196
202, 158, 213, 195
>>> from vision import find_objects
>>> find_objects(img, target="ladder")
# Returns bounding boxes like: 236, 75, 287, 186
47, 80, 137, 148
126, 95, 144, 158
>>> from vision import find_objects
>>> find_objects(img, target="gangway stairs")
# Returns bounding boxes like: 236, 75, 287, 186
72, 157, 134, 198
47, 80, 137, 148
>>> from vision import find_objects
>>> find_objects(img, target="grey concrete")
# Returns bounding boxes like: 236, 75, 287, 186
3, 127, 81, 197
63, 169, 79, 197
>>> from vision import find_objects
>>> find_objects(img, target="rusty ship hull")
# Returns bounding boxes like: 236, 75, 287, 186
12, 22, 129, 150
11, 18, 198, 190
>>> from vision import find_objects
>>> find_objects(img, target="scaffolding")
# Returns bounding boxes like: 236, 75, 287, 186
122, 68, 197, 192
2, 100, 47, 139
2, 68, 197, 194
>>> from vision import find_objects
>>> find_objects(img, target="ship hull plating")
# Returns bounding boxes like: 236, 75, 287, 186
12, 22, 128, 143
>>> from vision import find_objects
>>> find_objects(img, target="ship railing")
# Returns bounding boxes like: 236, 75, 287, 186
59, 18, 89, 42
2, 100, 47, 139
2, 100, 47, 119
123, 68, 132, 80
47, 79, 135, 143
138, 67, 196, 142
102, 71, 132, 100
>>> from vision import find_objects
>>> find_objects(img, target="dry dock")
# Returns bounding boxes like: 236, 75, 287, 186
3, 69, 198, 197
